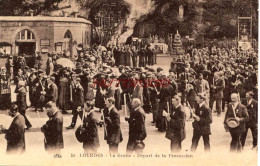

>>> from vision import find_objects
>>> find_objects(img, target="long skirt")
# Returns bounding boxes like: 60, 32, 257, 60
119, 54, 125, 66
29, 86, 37, 107
114, 89, 121, 110
58, 85, 70, 111
95, 91, 105, 109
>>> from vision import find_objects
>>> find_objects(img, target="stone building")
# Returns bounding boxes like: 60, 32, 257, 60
0, 16, 92, 57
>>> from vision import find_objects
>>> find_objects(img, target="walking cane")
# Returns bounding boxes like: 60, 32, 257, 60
238, 93, 241, 103
152, 82, 159, 95
81, 104, 86, 125
212, 76, 216, 112
70, 85, 73, 102
184, 69, 188, 104
167, 101, 170, 114
97, 85, 108, 138
124, 93, 128, 117
101, 109, 108, 138
166, 101, 170, 128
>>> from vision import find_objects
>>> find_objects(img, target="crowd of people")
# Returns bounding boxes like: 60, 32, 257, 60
0, 43, 258, 154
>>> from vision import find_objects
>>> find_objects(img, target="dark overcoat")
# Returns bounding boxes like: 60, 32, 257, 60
5, 114, 25, 154
128, 107, 147, 141
192, 103, 212, 135
104, 106, 123, 144
42, 110, 64, 151
224, 103, 249, 135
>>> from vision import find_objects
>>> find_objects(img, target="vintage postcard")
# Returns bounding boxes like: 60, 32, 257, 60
0, 0, 258, 165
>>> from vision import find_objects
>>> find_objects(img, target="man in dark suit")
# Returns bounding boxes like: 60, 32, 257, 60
142, 73, 152, 114
34, 70, 46, 112
113, 46, 120, 67
241, 91, 258, 150
118, 66, 130, 111
1, 104, 26, 154
80, 70, 90, 98
67, 77, 85, 129
165, 95, 186, 153
45, 76, 58, 105
149, 75, 161, 126
16, 81, 32, 130
81, 101, 100, 153
190, 93, 212, 152
168, 69, 178, 96
14, 69, 26, 85
130, 73, 143, 105
41, 101, 64, 154
146, 46, 154, 66
157, 76, 174, 132
224, 93, 249, 152
125, 98, 146, 154
139, 47, 146, 67
104, 97, 123, 154
16, 55, 26, 72
210, 72, 225, 117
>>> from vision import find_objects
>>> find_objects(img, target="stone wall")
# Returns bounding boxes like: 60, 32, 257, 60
0, 18, 92, 71
0, 20, 92, 55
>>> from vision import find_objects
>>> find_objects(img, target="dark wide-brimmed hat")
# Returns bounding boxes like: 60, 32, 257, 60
75, 126, 85, 143
157, 67, 163, 72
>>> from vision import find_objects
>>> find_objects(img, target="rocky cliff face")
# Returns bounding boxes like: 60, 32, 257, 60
132, 0, 258, 40
132, 0, 203, 39
116, 0, 154, 44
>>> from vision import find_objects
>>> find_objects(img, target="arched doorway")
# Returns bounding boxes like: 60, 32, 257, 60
15, 29, 36, 56
15, 29, 36, 68
63, 30, 73, 57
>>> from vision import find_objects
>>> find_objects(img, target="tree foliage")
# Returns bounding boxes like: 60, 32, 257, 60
81, 0, 130, 25
135, 0, 258, 39
202, 0, 258, 39
134, 0, 201, 37
0, 0, 63, 16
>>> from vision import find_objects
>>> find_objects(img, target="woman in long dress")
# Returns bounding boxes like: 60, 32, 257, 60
119, 47, 125, 66
46, 56, 54, 76
0, 67, 11, 110
58, 71, 70, 113
125, 47, 133, 67
94, 74, 108, 111
28, 70, 37, 107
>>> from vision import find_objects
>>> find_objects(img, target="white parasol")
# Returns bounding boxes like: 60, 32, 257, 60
56, 58, 75, 69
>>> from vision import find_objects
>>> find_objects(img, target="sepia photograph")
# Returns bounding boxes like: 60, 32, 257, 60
0, 0, 258, 165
